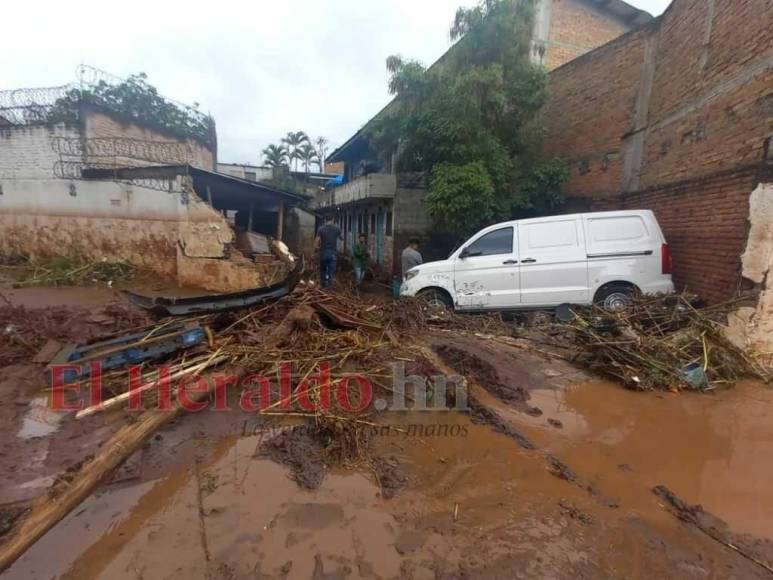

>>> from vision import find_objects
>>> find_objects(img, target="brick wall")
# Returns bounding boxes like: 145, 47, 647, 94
540, 0, 773, 300
545, 0, 630, 70
541, 26, 651, 198
83, 106, 215, 170
592, 166, 770, 304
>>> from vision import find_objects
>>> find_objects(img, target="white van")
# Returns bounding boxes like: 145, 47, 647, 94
400, 210, 674, 311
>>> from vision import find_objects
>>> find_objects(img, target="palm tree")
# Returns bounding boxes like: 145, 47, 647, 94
297, 142, 319, 174
262, 144, 288, 167
282, 131, 310, 172
315, 136, 329, 172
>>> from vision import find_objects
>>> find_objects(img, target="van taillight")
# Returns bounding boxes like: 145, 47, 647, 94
661, 243, 673, 275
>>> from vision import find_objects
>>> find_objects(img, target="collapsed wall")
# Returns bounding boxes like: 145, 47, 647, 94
727, 183, 773, 358
0, 118, 267, 294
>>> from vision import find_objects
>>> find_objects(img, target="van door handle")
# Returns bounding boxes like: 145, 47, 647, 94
522, 258, 537, 263
502, 259, 518, 265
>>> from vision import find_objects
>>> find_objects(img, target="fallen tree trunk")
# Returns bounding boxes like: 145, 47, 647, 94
0, 364, 243, 572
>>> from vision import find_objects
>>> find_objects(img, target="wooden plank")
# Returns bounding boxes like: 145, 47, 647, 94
0, 364, 243, 572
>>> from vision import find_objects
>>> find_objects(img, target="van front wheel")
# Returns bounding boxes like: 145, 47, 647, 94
595, 283, 635, 312
418, 288, 453, 311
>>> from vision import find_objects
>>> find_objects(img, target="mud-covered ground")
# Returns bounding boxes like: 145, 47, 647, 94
1, 284, 773, 579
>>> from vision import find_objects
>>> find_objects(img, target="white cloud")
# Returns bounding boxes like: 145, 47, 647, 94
0, 0, 672, 164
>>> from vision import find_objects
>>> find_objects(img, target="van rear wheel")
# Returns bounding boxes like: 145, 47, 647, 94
595, 284, 635, 312
418, 288, 453, 311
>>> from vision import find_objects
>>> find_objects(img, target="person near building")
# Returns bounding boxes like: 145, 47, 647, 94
401, 238, 423, 280
315, 215, 342, 288
352, 233, 368, 286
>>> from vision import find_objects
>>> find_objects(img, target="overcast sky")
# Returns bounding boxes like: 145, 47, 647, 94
1, 0, 671, 165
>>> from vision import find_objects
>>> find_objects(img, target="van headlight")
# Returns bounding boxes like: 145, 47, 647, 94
405, 269, 419, 281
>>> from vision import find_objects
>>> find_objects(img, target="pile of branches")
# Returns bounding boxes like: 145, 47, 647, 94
566, 293, 768, 391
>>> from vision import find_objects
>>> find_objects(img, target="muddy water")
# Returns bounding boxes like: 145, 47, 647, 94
0, 287, 120, 309
3, 368, 773, 577
4, 436, 401, 580
502, 379, 773, 540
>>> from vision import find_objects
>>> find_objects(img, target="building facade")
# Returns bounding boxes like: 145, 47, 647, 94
324, 0, 649, 276
531, 0, 651, 69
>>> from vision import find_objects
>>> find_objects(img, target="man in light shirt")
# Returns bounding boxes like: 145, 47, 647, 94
401, 238, 423, 280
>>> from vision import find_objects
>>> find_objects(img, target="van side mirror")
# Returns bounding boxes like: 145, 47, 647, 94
459, 247, 470, 259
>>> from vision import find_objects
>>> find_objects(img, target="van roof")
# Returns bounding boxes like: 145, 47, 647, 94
500, 209, 656, 227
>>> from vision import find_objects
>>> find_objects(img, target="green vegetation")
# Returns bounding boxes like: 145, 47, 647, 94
262, 131, 328, 175
262, 144, 290, 168
48, 73, 214, 146
369, 0, 568, 236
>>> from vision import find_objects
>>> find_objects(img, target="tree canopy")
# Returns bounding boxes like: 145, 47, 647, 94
262, 144, 289, 168
368, 0, 568, 236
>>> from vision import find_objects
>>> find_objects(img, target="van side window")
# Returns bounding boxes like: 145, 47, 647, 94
466, 227, 514, 256
588, 216, 648, 242
522, 220, 578, 250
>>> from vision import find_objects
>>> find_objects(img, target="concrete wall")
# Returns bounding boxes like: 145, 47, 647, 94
217, 163, 274, 181
0, 177, 271, 293
392, 180, 456, 275
0, 124, 80, 179
0, 106, 254, 291
540, 0, 773, 301
284, 207, 317, 259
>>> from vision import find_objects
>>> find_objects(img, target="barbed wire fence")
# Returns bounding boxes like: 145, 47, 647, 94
0, 85, 71, 126
2, 65, 210, 192
51, 136, 195, 192
0, 65, 211, 130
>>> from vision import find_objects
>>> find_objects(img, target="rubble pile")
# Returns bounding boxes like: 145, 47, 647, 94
0, 302, 150, 366
563, 293, 769, 391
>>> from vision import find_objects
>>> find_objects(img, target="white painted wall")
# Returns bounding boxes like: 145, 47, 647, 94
217, 163, 274, 182
0, 124, 80, 179
0, 178, 217, 222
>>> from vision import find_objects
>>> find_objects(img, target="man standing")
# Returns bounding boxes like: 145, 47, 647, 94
352, 233, 368, 286
401, 238, 423, 280
315, 215, 341, 289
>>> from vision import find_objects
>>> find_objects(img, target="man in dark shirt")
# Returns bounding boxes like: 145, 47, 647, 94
315, 215, 342, 288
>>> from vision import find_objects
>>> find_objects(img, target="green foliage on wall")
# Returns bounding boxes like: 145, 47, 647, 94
48, 73, 214, 146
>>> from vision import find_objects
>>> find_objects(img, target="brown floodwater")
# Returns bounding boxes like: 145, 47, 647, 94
485, 378, 773, 540
3, 374, 773, 578
4, 435, 402, 580
1, 286, 120, 309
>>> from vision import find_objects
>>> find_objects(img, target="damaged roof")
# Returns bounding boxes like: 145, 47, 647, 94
82, 164, 311, 208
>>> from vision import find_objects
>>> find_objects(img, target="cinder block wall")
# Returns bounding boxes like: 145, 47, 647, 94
0, 124, 80, 179
393, 176, 456, 275
540, 0, 773, 300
